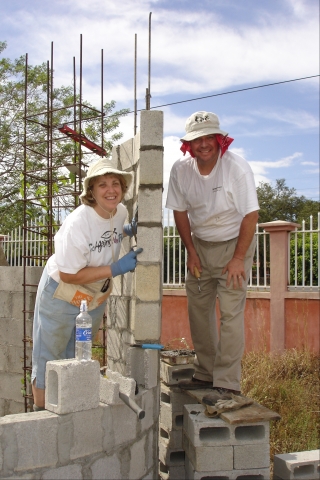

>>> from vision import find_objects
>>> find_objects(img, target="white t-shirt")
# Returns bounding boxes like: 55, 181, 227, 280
166, 151, 259, 242
47, 203, 128, 282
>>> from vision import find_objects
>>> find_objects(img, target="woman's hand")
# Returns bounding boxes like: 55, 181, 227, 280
111, 248, 143, 277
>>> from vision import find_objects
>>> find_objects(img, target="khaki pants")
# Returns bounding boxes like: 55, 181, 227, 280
186, 235, 255, 391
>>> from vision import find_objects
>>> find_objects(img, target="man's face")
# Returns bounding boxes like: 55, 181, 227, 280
190, 134, 219, 164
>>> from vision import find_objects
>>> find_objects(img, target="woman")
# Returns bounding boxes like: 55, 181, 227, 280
31, 158, 142, 410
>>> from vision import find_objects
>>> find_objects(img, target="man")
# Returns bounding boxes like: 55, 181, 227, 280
166, 111, 259, 394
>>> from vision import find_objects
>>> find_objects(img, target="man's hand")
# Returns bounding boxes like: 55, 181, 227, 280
222, 257, 245, 289
187, 250, 202, 277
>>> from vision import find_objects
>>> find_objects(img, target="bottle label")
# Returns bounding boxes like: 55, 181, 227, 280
76, 327, 92, 342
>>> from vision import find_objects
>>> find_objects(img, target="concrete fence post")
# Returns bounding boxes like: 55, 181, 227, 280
259, 220, 300, 352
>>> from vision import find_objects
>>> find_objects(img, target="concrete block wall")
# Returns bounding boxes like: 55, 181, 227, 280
0, 359, 159, 479
0, 111, 164, 479
0, 266, 43, 416
107, 110, 163, 375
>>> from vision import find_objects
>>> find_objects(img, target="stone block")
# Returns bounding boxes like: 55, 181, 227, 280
126, 347, 159, 389
160, 401, 184, 431
273, 450, 320, 480
0, 411, 58, 473
183, 404, 269, 447
159, 461, 186, 480
45, 359, 100, 414
160, 361, 195, 386
42, 464, 82, 479
138, 226, 163, 263
183, 433, 233, 472
140, 110, 164, 148
70, 407, 103, 460
140, 149, 163, 185
161, 383, 197, 412
136, 265, 161, 302
159, 439, 185, 467
133, 302, 161, 341
233, 443, 270, 470
138, 186, 162, 224
160, 423, 183, 450
91, 454, 121, 480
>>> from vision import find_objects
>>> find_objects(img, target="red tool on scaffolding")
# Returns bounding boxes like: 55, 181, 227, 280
58, 124, 106, 157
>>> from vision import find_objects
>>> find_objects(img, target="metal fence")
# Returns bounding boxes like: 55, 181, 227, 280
1, 212, 319, 290
163, 210, 320, 291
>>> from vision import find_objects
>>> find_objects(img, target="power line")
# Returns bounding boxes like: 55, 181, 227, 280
124, 74, 319, 115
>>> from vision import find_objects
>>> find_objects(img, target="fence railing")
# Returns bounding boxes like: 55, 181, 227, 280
1, 213, 319, 290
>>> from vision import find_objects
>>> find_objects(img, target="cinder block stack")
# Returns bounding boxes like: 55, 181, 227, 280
183, 404, 271, 479
159, 360, 195, 479
273, 450, 320, 480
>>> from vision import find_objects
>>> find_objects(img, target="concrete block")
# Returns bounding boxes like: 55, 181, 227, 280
160, 401, 184, 431
103, 369, 136, 398
107, 328, 123, 360
159, 439, 185, 467
183, 433, 233, 472
0, 372, 24, 402
159, 461, 186, 480
139, 387, 156, 431
185, 456, 270, 480
126, 347, 159, 389
45, 359, 100, 414
105, 403, 138, 448
138, 226, 163, 263
111, 145, 119, 168
119, 137, 134, 170
160, 423, 183, 450
138, 187, 163, 223
91, 454, 121, 480
0, 292, 11, 318
234, 443, 270, 470
100, 377, 121, 405
273, 450, 320, 480
140, 110, 164, 148
160, 361, 195, 386
42, 464, 82, 479
70, 407, 103, 460
0, 267, 42, 293
133, 302, 161, 341
136, 265, 161, 302
0, 411, 58, 472
161, 383, 197, 412
140, 148, 163, 185
106, 295, 130, 330
6, 345, 31, 375
130, 436, 147, 479
134, 131, 140, 165
183, 404, 269, 447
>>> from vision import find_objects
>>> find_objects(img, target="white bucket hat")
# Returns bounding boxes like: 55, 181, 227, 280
80, 159, 133, 198
180, 111, 228, 141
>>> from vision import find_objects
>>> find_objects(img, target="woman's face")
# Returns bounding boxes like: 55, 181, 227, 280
91, 174, 123, 217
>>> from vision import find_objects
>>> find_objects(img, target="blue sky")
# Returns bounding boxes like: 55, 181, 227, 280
1, 0, 319, 205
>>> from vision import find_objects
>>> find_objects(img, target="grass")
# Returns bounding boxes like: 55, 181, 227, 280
241, 349, 320, 462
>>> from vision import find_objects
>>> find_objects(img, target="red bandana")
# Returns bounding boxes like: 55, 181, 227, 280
180, 134, 234, 158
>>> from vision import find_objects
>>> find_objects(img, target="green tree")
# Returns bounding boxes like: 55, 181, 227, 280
0, 41, 129, 234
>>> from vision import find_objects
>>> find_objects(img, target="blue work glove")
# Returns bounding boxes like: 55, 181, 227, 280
111, 248, 143, 277
123, 217, 137, 238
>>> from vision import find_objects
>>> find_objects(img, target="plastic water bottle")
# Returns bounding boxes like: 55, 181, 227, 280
75, 300, 92, 361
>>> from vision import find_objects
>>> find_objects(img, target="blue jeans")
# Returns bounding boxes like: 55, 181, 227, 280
31, 266, 106, 389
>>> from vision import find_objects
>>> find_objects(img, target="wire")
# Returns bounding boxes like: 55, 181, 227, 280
109, 74, 319, 116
